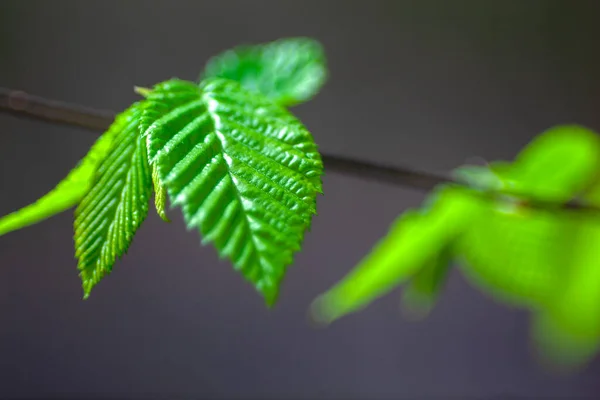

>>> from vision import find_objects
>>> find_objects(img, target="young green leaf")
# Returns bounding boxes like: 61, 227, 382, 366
142, 78, 323, 305
152, 164, 170, 222
138, 86, 170, 222
203, 37, 327, 107
74, 102, 152, 298
0, 117, 121, 237
503, 125, 600, 203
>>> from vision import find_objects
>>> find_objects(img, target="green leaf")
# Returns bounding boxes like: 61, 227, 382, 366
137, 85, 170, 222
203, 37, 327, 107
74, 102, 152, 298
142, 78, 323, 305
152, 164, 170, 222
310, 186, 478, 325
0, 117, 121, 237
502, 125, 600, 203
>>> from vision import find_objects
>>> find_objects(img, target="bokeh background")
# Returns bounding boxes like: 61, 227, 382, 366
1, 1, 600, 399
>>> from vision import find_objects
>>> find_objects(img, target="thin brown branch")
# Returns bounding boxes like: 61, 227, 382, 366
0, 88, 115, 132
0, 87, 598, 213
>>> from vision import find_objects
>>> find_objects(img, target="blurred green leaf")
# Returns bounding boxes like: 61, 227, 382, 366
203, 37, 327, 107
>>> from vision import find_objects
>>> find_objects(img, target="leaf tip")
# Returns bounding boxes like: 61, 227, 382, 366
400, 298, 434, 322
156, 208, 170, 223
263, 290, 279, 308
264, 298, 277, 309
259, 279, 281, 308
307, 295, 334, 328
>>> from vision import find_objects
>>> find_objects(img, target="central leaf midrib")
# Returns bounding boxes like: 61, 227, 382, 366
201, 93, 285, 284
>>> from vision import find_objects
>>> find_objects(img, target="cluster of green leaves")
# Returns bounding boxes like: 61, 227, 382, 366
4, 34, 600, 372
0, 37, 328, 305
310, 125, 600, 370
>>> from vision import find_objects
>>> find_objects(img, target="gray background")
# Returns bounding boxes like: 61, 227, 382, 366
1, 1, 600, 398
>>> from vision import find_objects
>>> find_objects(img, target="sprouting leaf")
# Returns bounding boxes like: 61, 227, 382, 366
0, 116, 121, 237
152, 164, 170, 222
74, 102, 152, 298
142, 78, 323, 305
137, 85, 170, 222
203, 37, 327, 107
502, 125, 600, 203
134, 86, 152, 98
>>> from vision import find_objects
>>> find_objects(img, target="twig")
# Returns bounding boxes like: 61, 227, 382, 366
0, 87, 598, 213
0, 88, 115, 132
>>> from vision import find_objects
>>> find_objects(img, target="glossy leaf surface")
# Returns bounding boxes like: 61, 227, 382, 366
142, 78, 323, 305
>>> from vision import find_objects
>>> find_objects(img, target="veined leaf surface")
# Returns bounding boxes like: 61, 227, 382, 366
74, 103, 152, 297
0, 116, 121, 237
203, 37, 327, 107
142, 78, 323, 305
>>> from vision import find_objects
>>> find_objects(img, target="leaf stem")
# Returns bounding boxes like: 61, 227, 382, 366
133, 86, 152, 98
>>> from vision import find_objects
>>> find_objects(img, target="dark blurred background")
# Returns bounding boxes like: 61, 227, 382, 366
1, 1, 600, 399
